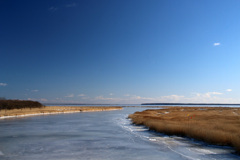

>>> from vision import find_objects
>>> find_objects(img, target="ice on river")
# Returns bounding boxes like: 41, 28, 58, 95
0, 107, 239, 160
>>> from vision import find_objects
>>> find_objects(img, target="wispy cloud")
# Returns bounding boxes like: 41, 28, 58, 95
141, 91, 233, 103
95, 96, 113, 100
48, 3, 76, 12
213, 42, 220, 46
131, 95, 154, 101
65, 94, 74, 98
28, 98, 48, 102
206, 92, 222, 96
211, 92, 222, 95
109, 93, 114, 96
48, 6, 58, 12
116, 94, 156, 103
66, 3, 77, 8
31, 90, 39, 92
160, 95, 185, 101
40, 98, 48, 102
194, 92, 222, 98
81, 97, 89, 100
226, 89, 232, 92
123, 92, 226, 104
187, 92, 238, 103
0, 83, 7, 87
37, 90, 240, 104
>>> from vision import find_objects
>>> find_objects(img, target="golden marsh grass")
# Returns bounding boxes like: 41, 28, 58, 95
128, 107, 240, 153
0, 106, 122, 118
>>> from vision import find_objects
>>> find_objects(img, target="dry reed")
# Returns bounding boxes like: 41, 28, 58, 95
128, 107, 240, 153
0, 106, 122, 118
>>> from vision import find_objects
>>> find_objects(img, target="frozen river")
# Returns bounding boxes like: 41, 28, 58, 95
0, 107, 239, 160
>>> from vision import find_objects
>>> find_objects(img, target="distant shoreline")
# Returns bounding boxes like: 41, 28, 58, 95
0, 106, 122, 119
141, 103, 240, 106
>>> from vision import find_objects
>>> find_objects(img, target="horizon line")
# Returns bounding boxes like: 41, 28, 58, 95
141, 103, 240, 105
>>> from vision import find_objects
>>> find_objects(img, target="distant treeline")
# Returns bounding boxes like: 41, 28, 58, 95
0, 100, 43, 110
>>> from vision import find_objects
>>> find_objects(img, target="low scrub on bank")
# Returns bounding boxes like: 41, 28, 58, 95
128, 107, 240, 154
0, 100, 43, 110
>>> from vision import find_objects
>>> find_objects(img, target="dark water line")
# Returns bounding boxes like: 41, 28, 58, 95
142, 103, 240, 106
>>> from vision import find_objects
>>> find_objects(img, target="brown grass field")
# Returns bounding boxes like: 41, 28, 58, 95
0, 106, 122, 118
128, 107, 240, 153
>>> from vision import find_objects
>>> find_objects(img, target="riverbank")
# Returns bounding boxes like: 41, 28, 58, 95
128, 106, 240, 153
0, 106, 122, 119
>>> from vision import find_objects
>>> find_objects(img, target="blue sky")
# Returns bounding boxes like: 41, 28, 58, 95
1, 0, 240, 104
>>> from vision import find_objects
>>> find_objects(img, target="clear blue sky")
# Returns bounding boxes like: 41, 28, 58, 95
1, 0, 240, 104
